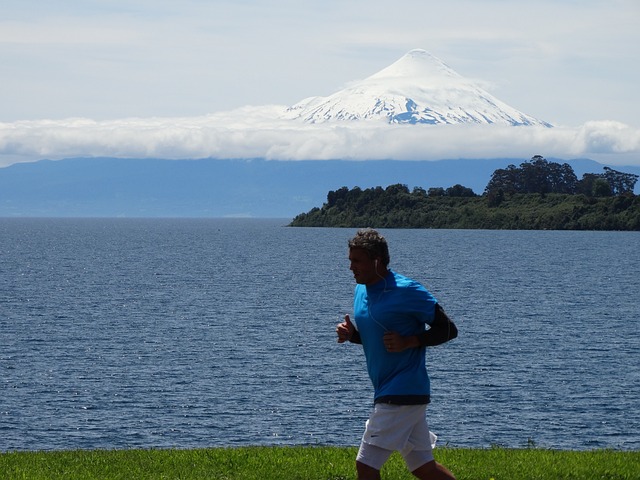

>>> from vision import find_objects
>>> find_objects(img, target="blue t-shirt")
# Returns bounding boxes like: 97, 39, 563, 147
352, 270, 437, 402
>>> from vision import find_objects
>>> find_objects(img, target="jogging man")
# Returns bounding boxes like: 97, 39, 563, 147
336, 228, 458, 480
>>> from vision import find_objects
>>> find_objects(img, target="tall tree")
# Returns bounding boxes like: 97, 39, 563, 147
485, 156, 579, 195
602, 167, 639, 195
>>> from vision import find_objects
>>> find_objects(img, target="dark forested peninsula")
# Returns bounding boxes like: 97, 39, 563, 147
289, 156, 640, 230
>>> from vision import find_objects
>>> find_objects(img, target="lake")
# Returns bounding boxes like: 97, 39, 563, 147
1, 218, 638, 451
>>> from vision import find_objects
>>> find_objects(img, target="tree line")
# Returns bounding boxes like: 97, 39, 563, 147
484, 155, 638, 205
289, 156, 640, 230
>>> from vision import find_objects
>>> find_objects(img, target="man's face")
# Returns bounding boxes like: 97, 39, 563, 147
349, 248, 378, 285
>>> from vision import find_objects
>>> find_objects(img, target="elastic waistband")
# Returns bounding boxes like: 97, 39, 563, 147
375, 394, 430, 405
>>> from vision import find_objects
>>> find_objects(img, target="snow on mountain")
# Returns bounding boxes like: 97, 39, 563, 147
282, 49, 553, 127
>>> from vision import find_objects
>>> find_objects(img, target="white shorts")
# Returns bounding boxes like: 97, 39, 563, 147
356, 403, 437, 471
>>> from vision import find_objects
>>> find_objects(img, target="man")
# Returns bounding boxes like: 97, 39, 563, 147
336, 228, 458, 480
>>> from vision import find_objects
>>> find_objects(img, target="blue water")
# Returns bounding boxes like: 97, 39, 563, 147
1, 218, 638, 452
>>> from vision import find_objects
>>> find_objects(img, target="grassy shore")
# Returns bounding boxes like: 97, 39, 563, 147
1, 446, 638, 479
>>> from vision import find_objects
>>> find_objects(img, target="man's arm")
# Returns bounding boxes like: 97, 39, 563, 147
336, 314, 362, 344
418, 304, 458, 347
349, 330, 362, 344
383, 304, 457, 352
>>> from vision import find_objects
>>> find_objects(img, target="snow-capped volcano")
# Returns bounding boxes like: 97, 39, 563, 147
283, 49, 552, 127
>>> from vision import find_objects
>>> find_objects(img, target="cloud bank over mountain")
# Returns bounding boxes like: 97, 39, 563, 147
1, 49, 639, 167
2, 110, 638, 168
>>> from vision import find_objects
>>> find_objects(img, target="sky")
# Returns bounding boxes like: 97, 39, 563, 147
1, 0, 639, 168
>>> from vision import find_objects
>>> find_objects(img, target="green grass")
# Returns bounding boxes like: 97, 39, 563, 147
1, 446, 638, 479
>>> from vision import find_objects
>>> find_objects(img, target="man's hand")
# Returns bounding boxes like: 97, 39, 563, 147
383, 331, 419, 352
336, 314, 355, 343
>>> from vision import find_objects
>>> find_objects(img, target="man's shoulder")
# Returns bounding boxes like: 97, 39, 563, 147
391, 271, 424, 289
391, 272, 435, 304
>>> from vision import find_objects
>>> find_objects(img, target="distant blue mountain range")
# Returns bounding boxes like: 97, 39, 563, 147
0, 157, 637, 218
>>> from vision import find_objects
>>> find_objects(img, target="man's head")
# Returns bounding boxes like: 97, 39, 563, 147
348, 228, 390, 285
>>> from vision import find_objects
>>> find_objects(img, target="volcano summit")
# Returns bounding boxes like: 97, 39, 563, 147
283, 49, 552, 127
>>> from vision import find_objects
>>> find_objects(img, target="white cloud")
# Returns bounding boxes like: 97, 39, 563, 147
572, 121, 640, 155
1, 112, 639, 168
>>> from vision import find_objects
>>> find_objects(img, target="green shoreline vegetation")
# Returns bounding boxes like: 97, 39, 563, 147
289, 156, 640, 230
1, 446, 639, 479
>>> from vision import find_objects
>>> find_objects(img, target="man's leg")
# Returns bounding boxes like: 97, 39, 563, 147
356, 460, 382, 480
356, 442, 393, 480
411, 459, 456, 480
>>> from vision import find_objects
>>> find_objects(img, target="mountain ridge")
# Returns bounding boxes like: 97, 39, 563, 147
283, 49, 552, 127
